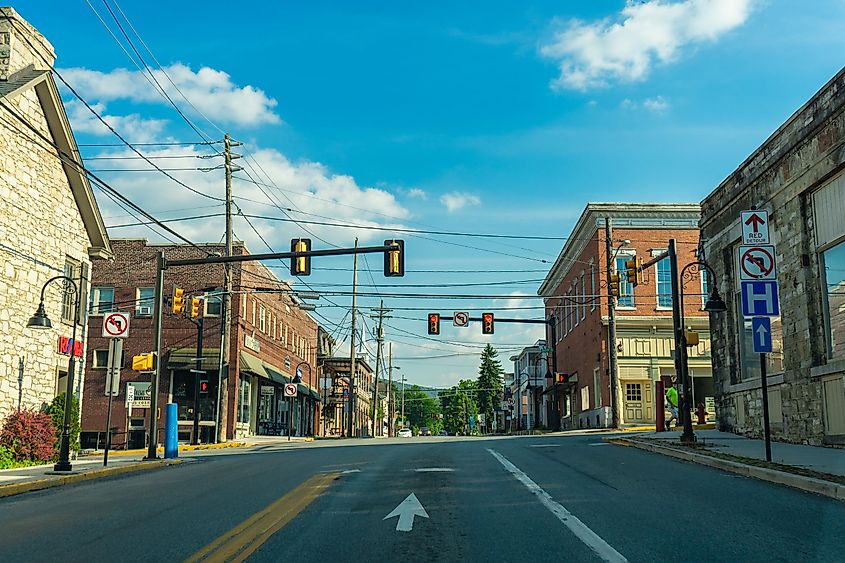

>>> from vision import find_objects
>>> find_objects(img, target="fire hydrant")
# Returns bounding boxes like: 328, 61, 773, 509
696, 402, 706, 424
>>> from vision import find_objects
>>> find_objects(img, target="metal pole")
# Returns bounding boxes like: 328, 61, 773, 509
401, 375, 405, 425
348, 238, 358, 437
669, 240, 696, 443
192, 316, 204, 445
388, 344, 393, 437
103, 338, 122, 467
214, 296, 224, 443
371, 300, 385, 437
147, 251, 165, 460
605, 217, 620, 429
288, 394, 293, 442
760, 353, 772, 461
55, 275, 81, 472
104, 386, 114, 466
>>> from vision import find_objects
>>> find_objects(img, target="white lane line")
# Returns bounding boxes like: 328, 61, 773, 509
487, 448, 627, 563
529, 444, 560, 448
409, 468, 455, 472
341, 469, 362, 474
589, 443, 610, 446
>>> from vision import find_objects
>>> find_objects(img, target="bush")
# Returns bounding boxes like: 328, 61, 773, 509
0, 409, 57, 462
47, 393, 80, 453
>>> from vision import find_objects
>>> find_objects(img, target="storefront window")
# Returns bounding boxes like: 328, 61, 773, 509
238, 377, 252, 423
736, 293, 784, 380
822, 240, 845, 360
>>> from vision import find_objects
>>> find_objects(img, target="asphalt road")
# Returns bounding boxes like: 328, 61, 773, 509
1, 432, 844, 562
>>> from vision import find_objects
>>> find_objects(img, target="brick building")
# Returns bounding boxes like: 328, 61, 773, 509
538, 203, 713, 429
320, 356, 373, 437
80, 239, 319, 448
701, 67, 845, 445
0, 7, 111, 421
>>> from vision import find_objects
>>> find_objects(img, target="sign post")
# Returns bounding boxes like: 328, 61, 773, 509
284, 383, 298, 441
739, 209, 776, 462
102, 314, 129, 467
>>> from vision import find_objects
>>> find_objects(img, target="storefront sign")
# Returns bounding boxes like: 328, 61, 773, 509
126, 381, 151, 408
261, 385, 275, 395
244, 333, 261, 353
58, 336, 83, 358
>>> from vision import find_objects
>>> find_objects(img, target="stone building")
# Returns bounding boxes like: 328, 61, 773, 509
320, 356, 374, 437
0, 8, 111, 421
700, 67, 845, 445
538, 203, 712, 430
80, 239, 319, 448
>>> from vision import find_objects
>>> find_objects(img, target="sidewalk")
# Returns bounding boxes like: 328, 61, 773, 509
610, 429, 845, 501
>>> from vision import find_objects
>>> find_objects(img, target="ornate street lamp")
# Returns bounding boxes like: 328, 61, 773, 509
27, 275, 80, 472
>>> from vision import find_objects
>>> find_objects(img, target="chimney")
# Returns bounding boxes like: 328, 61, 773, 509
0, 7, 56, 81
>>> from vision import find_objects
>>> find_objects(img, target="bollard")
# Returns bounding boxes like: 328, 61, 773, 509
164, 402, 178, 459
655, 380, 665, 432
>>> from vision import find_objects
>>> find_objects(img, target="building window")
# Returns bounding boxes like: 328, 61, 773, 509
822, 240, 845, 360
136, 287, 154, 316
615, 256, 635, 308
573, 283, 579, 327
656, 255, 672, 308
90, 287, 114, 316
700, 269, 709, 308
593, 368, 601, 408
61, 258, 80, 322
238, 377, 252, 423
736, 294, 784, 380
625, 383, 642, 402
241, 294, 246, 318
284, 325, 289, 346
205, 295, 222, 317
272, 316, 277, 339
92, 350, 109, 368
580, 383, 589, 412
252, 299, 257, 326
581, 272, 587, 320
259, 305, 266, 333
590, 261, 596, 311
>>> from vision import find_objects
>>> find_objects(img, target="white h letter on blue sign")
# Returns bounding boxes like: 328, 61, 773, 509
741, 281, 780, 317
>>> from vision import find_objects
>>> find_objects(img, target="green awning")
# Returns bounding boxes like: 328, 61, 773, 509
240, 351, 267, 378
310, 388, 322, 400
264, 365, 291, 385
168, 347, 220, 370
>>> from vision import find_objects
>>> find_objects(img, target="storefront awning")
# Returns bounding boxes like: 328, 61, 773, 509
264, 365, 291, 385
240, 351, 268, 378
168, 347, 220, 370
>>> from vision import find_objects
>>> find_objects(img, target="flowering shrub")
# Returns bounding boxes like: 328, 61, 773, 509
0, 409, 57, 462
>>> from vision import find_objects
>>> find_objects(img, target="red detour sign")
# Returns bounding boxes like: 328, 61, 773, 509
739, 245, 777, 280
284, 383, 298, 397
102, 312, 130, 338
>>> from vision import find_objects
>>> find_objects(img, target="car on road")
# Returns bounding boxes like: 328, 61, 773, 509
398, 428, 412, 438
419, 427, 432, 436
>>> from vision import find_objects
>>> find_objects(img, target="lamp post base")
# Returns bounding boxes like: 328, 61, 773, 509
679, 430, 697, 444
52, 460, 72, 472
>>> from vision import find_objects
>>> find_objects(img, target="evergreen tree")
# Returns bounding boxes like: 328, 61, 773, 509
476, 344, 503, 431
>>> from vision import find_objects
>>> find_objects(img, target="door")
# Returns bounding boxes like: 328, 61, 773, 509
623, 381, 652, 423
822, 376, 845, 435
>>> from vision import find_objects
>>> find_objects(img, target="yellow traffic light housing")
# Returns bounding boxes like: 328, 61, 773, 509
482, 312, 494, 335
625, 257, 643, 286
428, 313, 440, 335
290, 238, 312, 276
384, 240, 404, 277
609, 273, 621, 297
172, 287, 185, 315
685, 330, 700, 347
190, 297, 202, 319
132, 352, 155, 372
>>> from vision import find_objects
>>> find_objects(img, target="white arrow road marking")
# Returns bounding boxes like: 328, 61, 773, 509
756, 323, 768, 345
383, 493, 429, 532
488, 449, 627, 562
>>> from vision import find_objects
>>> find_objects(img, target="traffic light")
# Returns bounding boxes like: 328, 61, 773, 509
384, 240, 404, 277
555, 373, 568, 384
199, 379, 209, 393
190, 297, 202, 319
609, 273, 621, 297
685, 330, 700, 347
132, 352, 155, 372
625, 257, 643, 286
428, 313, 440, 335
290, 238, 312, 276
482, 312, 494, 335
172, 287, 185, 315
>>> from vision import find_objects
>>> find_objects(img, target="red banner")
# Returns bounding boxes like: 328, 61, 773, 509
58, 336, 83, 358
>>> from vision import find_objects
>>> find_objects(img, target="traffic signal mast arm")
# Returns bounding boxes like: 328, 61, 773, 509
164, 243, 401, 268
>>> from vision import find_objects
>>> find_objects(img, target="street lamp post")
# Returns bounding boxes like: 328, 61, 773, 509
673, 252, 727, 444
27, 274, 82, 473
291, 362, 311, 440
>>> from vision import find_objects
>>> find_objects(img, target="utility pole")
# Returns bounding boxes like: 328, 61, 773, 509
191, 316, 204, 445
348, 238, 359, 438
370, 301, 390, 437
387, 343, 393, 437
605, 217, 620, 429
401, 374, 405, 426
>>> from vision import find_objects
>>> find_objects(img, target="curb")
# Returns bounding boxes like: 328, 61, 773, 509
608, 437, 845, 502
81, 441, 250, 458
0, 459, 185, 499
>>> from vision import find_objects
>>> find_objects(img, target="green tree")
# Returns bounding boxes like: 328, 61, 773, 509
441, 379, 478, 435
476, 344, 503, 432
402, 386, 441, 433
47, 393, 80, 453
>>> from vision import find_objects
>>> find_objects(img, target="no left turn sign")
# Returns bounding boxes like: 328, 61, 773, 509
453, 311, 469, 327
284, 383, 298, 397
739, 245, 777, 280
102, 312, 130, 338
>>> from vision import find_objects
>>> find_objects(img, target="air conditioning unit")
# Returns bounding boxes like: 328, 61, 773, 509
137, 306, 152, 316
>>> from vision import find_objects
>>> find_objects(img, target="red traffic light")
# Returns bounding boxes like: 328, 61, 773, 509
428, 313, 440, 335
482, 312, 494, 335
199, 379, 209, 393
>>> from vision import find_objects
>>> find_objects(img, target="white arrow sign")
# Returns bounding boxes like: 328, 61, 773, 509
383, 493, 429, 532
756, 323, 768, 346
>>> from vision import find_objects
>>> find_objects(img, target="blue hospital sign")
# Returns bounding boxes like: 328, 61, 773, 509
741, 281, 780, 317
751, 317, 773, 353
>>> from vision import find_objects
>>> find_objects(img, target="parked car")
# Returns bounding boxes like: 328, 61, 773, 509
419, 427, 432, 436
398, 428, 412, 438
438, 430, 448, 436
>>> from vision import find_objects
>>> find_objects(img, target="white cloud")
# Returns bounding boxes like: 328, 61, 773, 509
407, 188, 428, 200
642, 95, 670, 112
65, 100, 169, 143
540, 0, 754, 90
60, 63, 280, 126
440, 192, 481, 212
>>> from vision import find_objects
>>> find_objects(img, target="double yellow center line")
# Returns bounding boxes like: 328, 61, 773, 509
186, 472, 339, 563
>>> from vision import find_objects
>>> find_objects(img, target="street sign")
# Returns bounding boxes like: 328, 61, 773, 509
284, 383, 298, 397
739, 245, 777, 280
104, 338, 123, 396
741, 210, 770, 245
751, 317, 773, 353
453, 311, 469, 327
741, 281, 780, 317
102, 312, 130, 339
126, 381, 151, 408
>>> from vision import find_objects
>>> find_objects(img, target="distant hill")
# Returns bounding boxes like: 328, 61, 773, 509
379, 379, 440, 399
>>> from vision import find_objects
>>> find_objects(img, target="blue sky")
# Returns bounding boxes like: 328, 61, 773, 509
20, 0, 845, 387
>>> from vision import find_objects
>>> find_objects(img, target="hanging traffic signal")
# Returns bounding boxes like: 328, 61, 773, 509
132, 352, 155, 372
190, 297, 202, 319
609, 273, 621, 297
290, 238, 312, 276
555, 373, 568, 384
384, 240, 405, 277
482, 312, 494, 335
199, 379, 209, 393
172, 287, 185, 315
428, 313, 440, 335
625, 257, 643, 286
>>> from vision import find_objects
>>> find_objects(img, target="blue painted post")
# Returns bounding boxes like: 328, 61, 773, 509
164, 403, 178, 459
